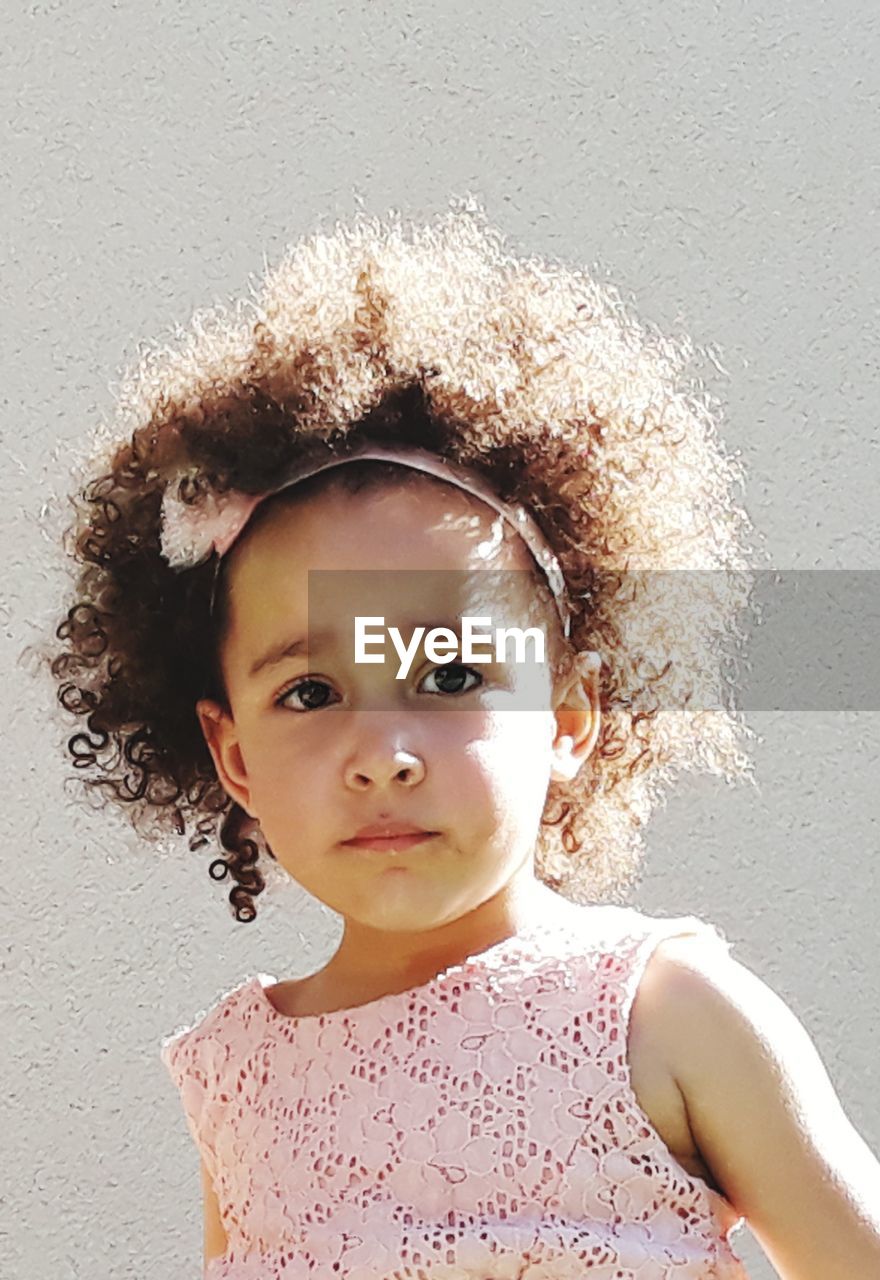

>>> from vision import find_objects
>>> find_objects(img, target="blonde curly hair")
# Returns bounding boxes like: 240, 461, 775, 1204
43, 197, 761, 921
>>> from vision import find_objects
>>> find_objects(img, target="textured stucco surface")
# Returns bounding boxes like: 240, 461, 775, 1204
3, 3, 878, 1277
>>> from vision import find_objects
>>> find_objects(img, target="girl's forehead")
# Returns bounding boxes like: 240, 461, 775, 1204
222, 481, 554, 656
233, 477, 537, 584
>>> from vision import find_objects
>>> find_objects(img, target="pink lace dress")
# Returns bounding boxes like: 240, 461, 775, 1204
161, 905, 750, 1278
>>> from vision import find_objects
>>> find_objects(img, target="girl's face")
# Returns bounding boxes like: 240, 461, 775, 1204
196, 476, 599, 943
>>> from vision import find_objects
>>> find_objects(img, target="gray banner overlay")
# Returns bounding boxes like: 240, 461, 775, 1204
300, 570, 880, 712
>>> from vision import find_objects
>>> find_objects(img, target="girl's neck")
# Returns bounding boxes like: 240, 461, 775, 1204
309, 877, 569, 1004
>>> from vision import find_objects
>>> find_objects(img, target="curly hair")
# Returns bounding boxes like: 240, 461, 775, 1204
39, 197, 762, 922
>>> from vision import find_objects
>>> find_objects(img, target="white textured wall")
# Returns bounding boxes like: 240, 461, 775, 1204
4, 3, 878, 1278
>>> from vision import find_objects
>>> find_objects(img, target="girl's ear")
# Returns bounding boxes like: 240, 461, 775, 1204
195, 699, 258, 819
550, 650, 602, 783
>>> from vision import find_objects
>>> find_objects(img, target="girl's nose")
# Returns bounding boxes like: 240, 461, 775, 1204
343, 746, 426, 792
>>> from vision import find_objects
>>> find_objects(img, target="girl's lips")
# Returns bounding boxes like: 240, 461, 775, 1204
342, 832, 438, 852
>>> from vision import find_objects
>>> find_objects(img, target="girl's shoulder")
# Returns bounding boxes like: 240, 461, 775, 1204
159, 971, 275, 1074
546, 899, 733, 960
528, 900, 737, 1023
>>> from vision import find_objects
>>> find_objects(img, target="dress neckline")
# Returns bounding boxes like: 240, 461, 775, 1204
250, 913, 569, 1026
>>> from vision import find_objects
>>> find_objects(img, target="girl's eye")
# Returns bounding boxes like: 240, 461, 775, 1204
418, 662, 483, 696
275, 677, 339, 712
274, 663, 484, 712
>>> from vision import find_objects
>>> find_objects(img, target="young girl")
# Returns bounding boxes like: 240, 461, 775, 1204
46, 202, 880, 1278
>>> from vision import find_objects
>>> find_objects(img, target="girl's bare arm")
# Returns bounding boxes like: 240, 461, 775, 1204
646, 934, 880, 1279
201, 1157, 228, 1272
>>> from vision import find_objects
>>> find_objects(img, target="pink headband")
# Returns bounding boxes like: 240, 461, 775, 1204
159, 441, 573, 639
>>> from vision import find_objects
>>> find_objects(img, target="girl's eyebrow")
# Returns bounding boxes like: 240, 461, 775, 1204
249, 631, 327, 678
249, 619, 465, 678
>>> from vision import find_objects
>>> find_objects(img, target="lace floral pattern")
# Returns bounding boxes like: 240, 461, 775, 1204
161, 906, 749, 1279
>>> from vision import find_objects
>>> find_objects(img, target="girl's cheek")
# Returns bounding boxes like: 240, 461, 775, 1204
480, 713, 556, 786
